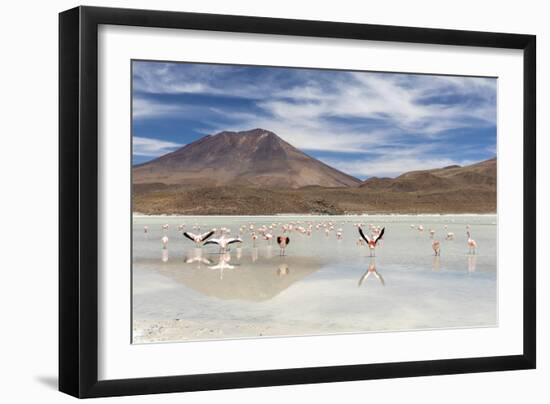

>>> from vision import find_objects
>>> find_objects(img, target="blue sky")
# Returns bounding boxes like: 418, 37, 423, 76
132, 60, 496, 179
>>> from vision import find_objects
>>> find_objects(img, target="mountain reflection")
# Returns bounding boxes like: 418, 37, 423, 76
149, 248, 320, 302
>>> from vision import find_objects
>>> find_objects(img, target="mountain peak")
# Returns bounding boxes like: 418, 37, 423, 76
133, 128, 361, 188
215, 128, 277, 138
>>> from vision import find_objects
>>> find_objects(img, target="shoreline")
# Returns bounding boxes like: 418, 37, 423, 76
133, 212, 497, 218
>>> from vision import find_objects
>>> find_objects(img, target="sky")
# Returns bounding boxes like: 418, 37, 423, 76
132, 60, 497, 179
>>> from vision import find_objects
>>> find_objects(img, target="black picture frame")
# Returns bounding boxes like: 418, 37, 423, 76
59, 5, 536, 398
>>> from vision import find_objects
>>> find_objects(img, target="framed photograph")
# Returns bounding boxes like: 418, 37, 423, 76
59, 6, 536, 398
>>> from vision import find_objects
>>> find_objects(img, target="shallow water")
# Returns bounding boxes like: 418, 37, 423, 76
132, 215, 497, 343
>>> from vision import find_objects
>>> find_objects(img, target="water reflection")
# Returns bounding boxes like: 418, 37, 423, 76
277, 263, 290, 276
235, 247, 243, 261
468, 254, 477, 273
208, 252, 236, 280
358, 258, 385, 286
432, 255, 441, 272
147, 248, 321, 302
133, 215, 497, 340
183, 247, 213, 267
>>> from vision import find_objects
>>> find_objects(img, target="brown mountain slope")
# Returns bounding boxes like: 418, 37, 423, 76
132, 132, 496, 215
133, 158, 496, 215
133, 128, 361, 188
359, 158, 496, 192
132, 182, 496, 215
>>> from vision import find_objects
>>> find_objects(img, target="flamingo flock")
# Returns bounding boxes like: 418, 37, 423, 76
146, 219, 480, 278
409, 222, 478, 257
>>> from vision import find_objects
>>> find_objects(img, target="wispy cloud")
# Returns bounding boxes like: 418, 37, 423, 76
132, 61, 496, 177
132, 98, 185, 119
133, 136, 183, 157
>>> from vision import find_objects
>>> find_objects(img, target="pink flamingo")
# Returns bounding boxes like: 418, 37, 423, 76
432, 240, 441, 256
358, 226, 385, 257
204, 235, 242, 254
277, 236, 290, 256
467, 231, 477, 254
183, 230, 215, 247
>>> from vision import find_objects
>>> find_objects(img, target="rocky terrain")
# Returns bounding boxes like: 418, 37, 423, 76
133, 129, 496, 215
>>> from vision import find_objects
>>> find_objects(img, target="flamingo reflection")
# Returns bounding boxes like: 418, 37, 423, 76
208, 252, 236, 280
277, 263, 290, 276
265, 245, 273, 259
184, 247, 214, 267
235, 246, 243, 261
468, 254, 477, 273
432, 255, 441, 271
358, 258, 385, 286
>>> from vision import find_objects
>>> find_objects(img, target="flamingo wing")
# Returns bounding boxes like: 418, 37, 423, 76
183, 232, 197, 242
358, 227, 371, 244
374, 227, 385, 245
285, 237, 290, 245
199, 230, 215, 242
203, 238, 221, 246
226, 238, 243, 245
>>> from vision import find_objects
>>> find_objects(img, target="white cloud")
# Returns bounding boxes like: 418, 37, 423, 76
132, 98, 184, 119
133, 62, 496, 164
133, 62, 274, 99
133, 137, 183, 157
198, 70, 496, 154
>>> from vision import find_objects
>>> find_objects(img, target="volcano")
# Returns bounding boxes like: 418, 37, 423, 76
133, 128, 361, 189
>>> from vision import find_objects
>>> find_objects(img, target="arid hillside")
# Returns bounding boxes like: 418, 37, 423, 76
133, 129, 496, 215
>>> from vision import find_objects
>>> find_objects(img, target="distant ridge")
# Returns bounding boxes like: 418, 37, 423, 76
359, 158, 496, 192
133, 128, 361, 189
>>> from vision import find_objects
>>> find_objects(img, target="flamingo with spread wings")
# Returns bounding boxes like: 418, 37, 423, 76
204, 235, 242, 253
276, 236, 290, 256
358, 226, 385, 257
183, 230, 215, 247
